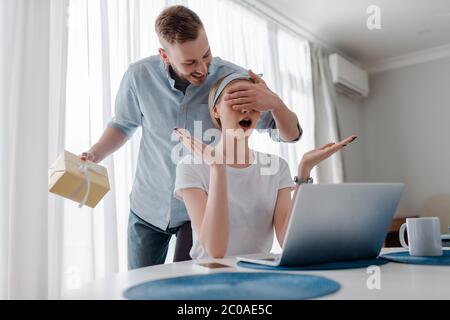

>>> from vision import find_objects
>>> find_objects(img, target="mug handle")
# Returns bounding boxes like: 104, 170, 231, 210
399, 223, 409, 249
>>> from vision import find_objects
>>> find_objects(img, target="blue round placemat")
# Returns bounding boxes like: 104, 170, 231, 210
123, 272, 340, 300
237, 258, 388, 271
380, 249, 450, 265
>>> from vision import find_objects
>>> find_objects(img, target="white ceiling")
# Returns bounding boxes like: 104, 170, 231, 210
258, 0, 450, 65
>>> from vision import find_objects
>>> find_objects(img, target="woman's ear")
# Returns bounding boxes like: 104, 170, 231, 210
212, 105, 220, 120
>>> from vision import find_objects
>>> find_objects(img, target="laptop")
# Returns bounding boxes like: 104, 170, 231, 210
237, 183, 405, 267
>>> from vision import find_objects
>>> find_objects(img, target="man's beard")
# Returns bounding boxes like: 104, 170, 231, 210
171, 64, 209, 85
169, 65, 188, 82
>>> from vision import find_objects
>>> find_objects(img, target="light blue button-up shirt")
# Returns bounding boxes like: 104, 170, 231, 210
109, 55, 302, 230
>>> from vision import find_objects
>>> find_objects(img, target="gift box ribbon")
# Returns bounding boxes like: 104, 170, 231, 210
70, 161, 105, 208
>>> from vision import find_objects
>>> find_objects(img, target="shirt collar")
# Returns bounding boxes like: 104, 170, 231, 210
159, 57, 178, 90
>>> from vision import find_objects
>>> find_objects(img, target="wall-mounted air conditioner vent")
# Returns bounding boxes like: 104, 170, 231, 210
329, 53, 369, 98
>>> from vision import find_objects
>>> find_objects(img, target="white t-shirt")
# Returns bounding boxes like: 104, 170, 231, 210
174, 151, 295, 260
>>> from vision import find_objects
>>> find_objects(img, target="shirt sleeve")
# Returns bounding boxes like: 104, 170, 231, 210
218, 58, 247, 74
278, 157, 296, 190
256, 111, 303, 143
174, 156, 208, 201
107, 66, 142, 138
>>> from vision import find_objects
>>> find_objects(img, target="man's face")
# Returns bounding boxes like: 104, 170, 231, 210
159, 28, 212, 86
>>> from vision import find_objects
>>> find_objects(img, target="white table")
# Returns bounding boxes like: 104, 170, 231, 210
66, 248, 450, 300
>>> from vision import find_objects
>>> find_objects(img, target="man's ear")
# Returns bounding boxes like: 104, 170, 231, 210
159, 48, 170, 65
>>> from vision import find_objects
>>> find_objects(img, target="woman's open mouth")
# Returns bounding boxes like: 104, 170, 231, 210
238, 118, 252, 131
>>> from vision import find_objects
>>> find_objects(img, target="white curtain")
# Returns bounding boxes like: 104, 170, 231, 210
62, 0, 166, 297
0, 0, 69, 299
1, 0, 316, 299
310, 44, 344, 183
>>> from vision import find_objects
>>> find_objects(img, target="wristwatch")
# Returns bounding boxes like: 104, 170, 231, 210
293, 176, 313, 185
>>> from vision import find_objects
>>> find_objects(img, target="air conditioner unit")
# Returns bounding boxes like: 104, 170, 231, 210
329, 53, 369, 98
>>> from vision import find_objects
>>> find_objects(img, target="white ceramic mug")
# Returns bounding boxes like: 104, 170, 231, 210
399, 217, 443, 256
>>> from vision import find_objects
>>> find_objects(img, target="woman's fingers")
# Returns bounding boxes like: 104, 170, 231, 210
175, 128, 196, 153
324, 135, 357, 155
320, 142, 335, 150
323, 135, 357, 151
302, 135, 357, 170
339, 135, 357, 146
175, 128, 211, 162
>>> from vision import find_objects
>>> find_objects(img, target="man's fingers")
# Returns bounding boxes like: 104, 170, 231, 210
232, 103, 255, 110
224, 84, 254, 95
227, 97, 254, 106
80, 152, 92, 161
224, 90, 255, 100
248, 69, 265, 84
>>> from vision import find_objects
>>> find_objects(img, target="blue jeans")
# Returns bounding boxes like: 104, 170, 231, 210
128, 210, 192, 270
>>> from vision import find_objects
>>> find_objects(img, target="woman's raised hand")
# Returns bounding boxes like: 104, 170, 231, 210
298, 135, 357, 178
174, 128, 225, 166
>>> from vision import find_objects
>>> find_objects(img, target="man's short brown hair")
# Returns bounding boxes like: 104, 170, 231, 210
155, 5, 204, 45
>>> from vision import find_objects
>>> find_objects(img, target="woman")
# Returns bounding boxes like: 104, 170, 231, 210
174, 72, 356, 259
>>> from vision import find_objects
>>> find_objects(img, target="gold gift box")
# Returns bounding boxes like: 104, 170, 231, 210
48, 150, 110, 208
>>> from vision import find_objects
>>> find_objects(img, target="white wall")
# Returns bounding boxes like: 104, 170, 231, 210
335, 93, 364, 182
358, 57, 450, 233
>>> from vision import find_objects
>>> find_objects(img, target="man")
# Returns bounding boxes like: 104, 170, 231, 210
81, 5, 302, 269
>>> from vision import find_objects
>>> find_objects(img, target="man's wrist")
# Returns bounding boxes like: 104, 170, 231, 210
87, 146, 100, 163
270, 96, 284, 114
